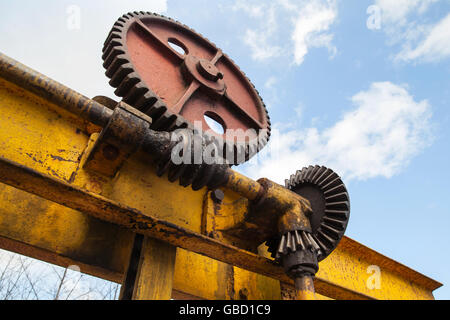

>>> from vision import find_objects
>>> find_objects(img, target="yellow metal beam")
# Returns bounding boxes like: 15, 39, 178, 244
131, 236, 177, 300
0, 57, 442, 300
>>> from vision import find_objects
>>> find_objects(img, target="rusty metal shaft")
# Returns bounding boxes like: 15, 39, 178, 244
0, 52, 113, 127
225, 171, 263, 202
0, 51, 320, 298
295, 275, 317, 300
0, 52, 261, 198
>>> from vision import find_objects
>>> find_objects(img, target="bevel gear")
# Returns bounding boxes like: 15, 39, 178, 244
267, 165, 350, 263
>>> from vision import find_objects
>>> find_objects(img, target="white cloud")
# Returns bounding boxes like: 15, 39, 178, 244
375, 0, 437, 26
0, 0, 167, 100
372, 0, 450, 63
242, 82, 433, 184
232, 0, 338, 65
291, 0, 337, 65
233, 2, 283, 61
396, 13, 450, 62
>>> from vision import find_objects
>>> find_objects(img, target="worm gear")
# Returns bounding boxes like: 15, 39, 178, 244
102, 12, 271, 165
267, 165, 350, 275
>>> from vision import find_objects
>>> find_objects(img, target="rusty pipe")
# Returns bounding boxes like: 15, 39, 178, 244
0, 52, 113, 127
295, 275, 317, 300
224, 170, 264, 202
0, 52, 321, 299
0, 53, 263, 199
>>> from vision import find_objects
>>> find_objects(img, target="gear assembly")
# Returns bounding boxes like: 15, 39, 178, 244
101, 12, 350, 299
0, 11, 351, 300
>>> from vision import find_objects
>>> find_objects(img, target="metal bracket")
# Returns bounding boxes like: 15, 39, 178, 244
82, 101, 151, 177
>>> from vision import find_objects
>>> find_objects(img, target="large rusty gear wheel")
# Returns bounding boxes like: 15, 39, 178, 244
267, 166, 350, 261
102, 12, 271, 164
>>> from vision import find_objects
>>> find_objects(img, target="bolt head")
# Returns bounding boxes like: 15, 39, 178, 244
211, 189, 225, 203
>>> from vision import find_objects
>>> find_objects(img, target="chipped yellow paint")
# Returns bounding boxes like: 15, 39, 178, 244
0, 78, 87, 182
0, 76, 442, 300
317, 239, 436, 300
132, 237, 177, 300
174, 249, 233, 300
233, 266, 281, 300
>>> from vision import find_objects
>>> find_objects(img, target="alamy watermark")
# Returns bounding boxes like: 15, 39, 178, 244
366, 265, 381, 290
366, 5, 381, 30
169, 121, 268, 165
66, 5, 81, 30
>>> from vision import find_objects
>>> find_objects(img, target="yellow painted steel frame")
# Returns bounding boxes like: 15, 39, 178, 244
0, 68, 442, 300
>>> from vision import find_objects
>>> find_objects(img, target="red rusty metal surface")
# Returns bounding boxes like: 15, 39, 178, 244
103, 12, 271, 162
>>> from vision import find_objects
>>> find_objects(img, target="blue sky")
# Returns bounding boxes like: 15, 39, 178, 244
0, 0, 449, 299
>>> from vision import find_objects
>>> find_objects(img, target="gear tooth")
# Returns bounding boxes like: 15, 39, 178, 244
277, 235, 287, 255
192, 164, 215, 191
305, 166, 316, 182
285, 232, 293, 252
103, 31, 122, 51
315, 168, 332, 186
318, 172, 338, 188
290, 232, 297, 252
104, 53, 128, 78
147, 103, 167, 121
323, 184, 347, 196
134, 93, 157, 111
321, 224, 341, 239
308, 165, 320, 182
298, 169, 306, 183
114, 73, 140, 97
293, 230, 302, 249
179, 164, 201, 188
123, 82, 148, 106
322, 176, 341, 191
304, 165, 314, 182
325, 191, 348, 202
103, 46, 125, 70
102, 39, 122, 60
103, 12, 270, 164
300, 231, 311, 248
285, 179, 290, 188
306, 233, 320, 252
313, 234, 328, 253
323, 216, 346, 231
311, 166, 327, 184
325, 201, 349, 212
168, 162, 187, 183
114, 21, 125, 28
108, 63, 133, 88
156, 156, 171, 177
318, 229, 337, 244
292, 170, 300, 184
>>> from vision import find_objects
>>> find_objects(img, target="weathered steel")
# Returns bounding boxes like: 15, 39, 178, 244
284, 166, 350, 260
295, 275, 317, 300
0, 183, 441, 299
0, 53, 442, 300
0, 154, 336, 296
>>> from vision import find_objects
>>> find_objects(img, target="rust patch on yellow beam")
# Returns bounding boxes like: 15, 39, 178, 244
0, 156, 371, 300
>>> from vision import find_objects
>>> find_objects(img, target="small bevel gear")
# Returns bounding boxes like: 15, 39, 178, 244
267, 165, 350, 263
